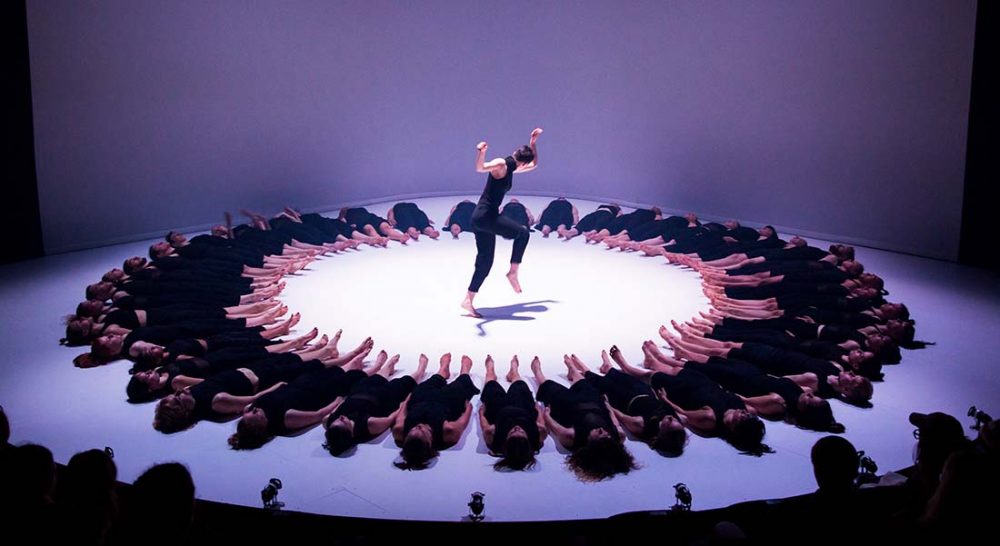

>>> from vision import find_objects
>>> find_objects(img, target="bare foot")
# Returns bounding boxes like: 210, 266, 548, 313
460, 354, 473, 375
438, 353, 452, 379
484, 354, 495, 379
384, 354, 399, 376
599, 350, 613, 374
530, 356, 542, 377
542, 226, 551, 238
460, 298, 482, 318
563, 354, 574, 374
413, 354, 429, 381
609, 345, 627, 368
506, 355, 520, 382
373, 350, 388, 371
506, 271, 522, 294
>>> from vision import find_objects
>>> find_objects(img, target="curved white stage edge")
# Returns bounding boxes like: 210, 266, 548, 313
1, 196, 997, 522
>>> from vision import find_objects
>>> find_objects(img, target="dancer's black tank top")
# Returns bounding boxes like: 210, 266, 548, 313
477, 157, 517, 211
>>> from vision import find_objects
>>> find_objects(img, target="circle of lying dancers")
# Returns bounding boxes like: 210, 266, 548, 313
63, 136, 923, 482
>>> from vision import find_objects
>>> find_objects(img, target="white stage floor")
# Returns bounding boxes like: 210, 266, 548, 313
2, 196, 998, 522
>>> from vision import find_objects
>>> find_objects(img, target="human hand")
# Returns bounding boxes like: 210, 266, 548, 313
476, 141, 488, 151
530, 128, 543, 139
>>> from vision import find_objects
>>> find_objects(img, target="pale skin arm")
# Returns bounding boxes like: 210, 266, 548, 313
535, 404, 549, 444
283, 396, 344, 431
737, 393, 784, 418
657, 389, 715, 434
571, 204, 579, 225
386, 208, 396, 227
610, 406, 646, 437
171, 376, 205, 390
605, 399, 627, 443
442, 401, 474, 445
543, 406, 575, 449
479, 404, 496, 447
211, 382, 286, 415
366, 403, 403, 437
444, 205, 458, 226
475, 142, 507, 175
391, 395, 411, 445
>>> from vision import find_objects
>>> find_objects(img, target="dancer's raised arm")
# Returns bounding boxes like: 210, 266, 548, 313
514, 128, 542, 174
475, 141, 506, 174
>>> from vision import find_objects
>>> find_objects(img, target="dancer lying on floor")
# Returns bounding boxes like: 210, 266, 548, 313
564, 352, 688, 457
339, 207, 410, 244
533, 197, 577, 238
558, 204, 621, 241
533, 356, 637, 481
228, 342, 376, 450
392, 353, 480, 470
608, 345, 770, 455
444, 200, 476, 238
387, 202, 440, 240
322, 352, 423, 456
154, 338, 374, 433
479, 355, 547, 471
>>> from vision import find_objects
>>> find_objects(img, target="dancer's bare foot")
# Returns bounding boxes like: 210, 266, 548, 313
413, 354, 429, 382
562, 354, 574, 374
530, 356, 543, 379
599, 350, 613, 374
484, 355, 496, 382
450, 225, 461, 239
372, 350, 388, 372
641, 344, 658, 370
506, 270, 522, 294
461, 295, 482, 318
659, 325, 673, 343
460, 354, 473, 375
609, 344, 627, 369
506, 355, 520, 382
438, 353, 452, 379
542, 225, 551, 238
296, 327, 319, 348
384, 354, 399, 376
327, 329, 342, 358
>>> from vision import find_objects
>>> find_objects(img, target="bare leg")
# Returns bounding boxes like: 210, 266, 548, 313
599, 350, 613, 374
264, 327, 318, 353
422, 226, 440, 239
569, 354, 591, 374
412, 354, 429, 382
460, 353, 473, 375
437, 353, 452, 379
294, 335, 329, 360
461, 291, 481, 318
643, 340, 687, 368
566, 364, 584, 384
506, 355, 521, 383
484, 355, 497, 383
530, 356, 546, 385
369, 350, 389, 375
323, 337, 374, 366
260, 313, 300, 339
506, 263, 522, 294
608, 344, 651, 379
327, 329, 342, 359
378, 222, 409, 244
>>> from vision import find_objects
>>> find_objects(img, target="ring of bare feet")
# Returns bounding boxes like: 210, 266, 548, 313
64, 194, 916, 482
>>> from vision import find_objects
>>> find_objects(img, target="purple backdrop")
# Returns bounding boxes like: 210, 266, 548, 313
28, 1, 975, 258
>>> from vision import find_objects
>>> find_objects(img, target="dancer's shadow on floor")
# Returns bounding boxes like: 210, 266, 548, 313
472, 300, 557, 337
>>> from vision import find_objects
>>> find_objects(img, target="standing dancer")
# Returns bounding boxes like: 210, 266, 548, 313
461, 127, 543, 318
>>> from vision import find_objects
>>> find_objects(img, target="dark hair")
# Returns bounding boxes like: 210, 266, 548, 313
323, 424, 355, 457
811, 435, 858, 492
842, 376, 874, 404
854, 356, 884, 381
74, 352, 108, 369
153, 396, 197, 433
12, 443, 56, 501
650, 426, 688, 458
726, 415, 769, 456
63, 319, 92, 346
123, 256, 147, 275
126, 374, 159, 403
795, 398, 844, 433
86, 282, 115, 302
229, 418, 272, 450
565, 436, 638, 482
76, 300, 104, 319
62, 449, 118, 544
512, 145, 535, 164
395, 434, 437, 470
493, 434, 536, 472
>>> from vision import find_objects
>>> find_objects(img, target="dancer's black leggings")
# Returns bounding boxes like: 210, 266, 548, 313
468, 207, 530, 292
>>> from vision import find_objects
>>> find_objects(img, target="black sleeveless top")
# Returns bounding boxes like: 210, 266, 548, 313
190, 370, 254, 421
331, 395, 379, 442
477, 156, 517, 211
695, 359, 804, 415
403, 402, 447, 449
652, 369, 746, 430
490, 406, 541, 454
571, 402, 619, 449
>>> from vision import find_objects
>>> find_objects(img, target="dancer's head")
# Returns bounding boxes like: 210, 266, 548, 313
494, 427, 536, 471
395, 423, 437, 470
723, 409, 767, 455
228, 406, 272, 450
86, 281, 117, 302
149, 241, 174, 260
323, 415, 355, 456
165, 231, 187, 247
123, 256, 147, 274
512, 145, 535, 166
153, 392, 197, 433
650, 415, 688, 457
127, 369, 168, 403
796, 393, 844, 433
836, 371, 873, 404
102, 268, 127, 284
565, 435, 637, 482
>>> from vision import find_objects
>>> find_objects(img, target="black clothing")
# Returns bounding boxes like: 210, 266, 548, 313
392, 202, 432, 232
402, 375, 480, 449
534, 198, 574, 230
500, 201, 531, 228
122, 321, 254, 354
189, 357, 318, 422
329, 375, 417, 442
343, 208, 387, 231
585, 370, 675, 438
253, 367, 366, 436
481, 380, 542, 454
728, 343, 841, 398
650, 369, 747, 430
691, 358, 805, 416
604, 208, 656, 236
446, 201, 476, 231
469, 157, 529, 292
574, 205, 619, 232
536, 380, 620, 449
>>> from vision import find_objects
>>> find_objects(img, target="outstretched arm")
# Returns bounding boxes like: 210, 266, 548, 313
284, 396, 344, 431
543, 406, 575, 449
